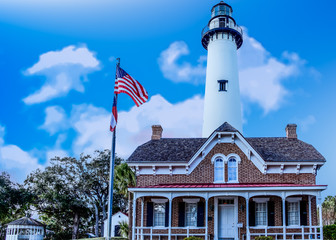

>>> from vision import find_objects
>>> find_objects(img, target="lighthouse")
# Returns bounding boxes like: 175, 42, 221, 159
201, 1, 243, 137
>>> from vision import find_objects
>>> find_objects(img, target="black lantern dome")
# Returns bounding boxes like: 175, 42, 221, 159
201, 1, 243, 50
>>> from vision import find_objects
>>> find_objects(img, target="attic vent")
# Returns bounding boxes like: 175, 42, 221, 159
151, 125, 163, 140
286, 124, 297, 139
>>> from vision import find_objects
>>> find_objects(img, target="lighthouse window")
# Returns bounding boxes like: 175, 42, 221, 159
218, 80, 228, 92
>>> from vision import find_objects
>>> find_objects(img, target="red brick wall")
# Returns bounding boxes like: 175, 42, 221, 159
137, 143, 316, 186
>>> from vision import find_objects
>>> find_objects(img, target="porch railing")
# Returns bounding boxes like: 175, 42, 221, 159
135, 226, 207, 240
249, 226, 321, 240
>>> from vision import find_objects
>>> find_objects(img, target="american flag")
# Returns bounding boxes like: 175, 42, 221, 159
110, 95, 117, 132
114, 66, 148, 107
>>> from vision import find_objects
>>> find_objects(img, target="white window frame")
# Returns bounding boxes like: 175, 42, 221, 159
255, 202, 268, 227
253, 198, 269, 227
214, 157, 225, 183
153, 202, 166, 227
185, 202, 198, 227
287, 200, 301, 226
227, 157, 238, 182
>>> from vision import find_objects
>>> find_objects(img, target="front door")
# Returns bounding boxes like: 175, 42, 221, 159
218, 205, 235, 239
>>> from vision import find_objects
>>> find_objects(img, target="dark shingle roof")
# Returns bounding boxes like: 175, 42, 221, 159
128, 122, 325, 163
8, 217, 44, 226
128, 138, 207, 163
246, 137, 325, 162
214, 122, 238, 133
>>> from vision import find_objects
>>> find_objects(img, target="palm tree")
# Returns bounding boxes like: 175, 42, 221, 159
322, 196, 336, 225
114, 162, 136, 198
118, 220, 129, 238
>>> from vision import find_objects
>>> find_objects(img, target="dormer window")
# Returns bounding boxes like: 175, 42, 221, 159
214, 158, 224, 182
218, 80, 228, 92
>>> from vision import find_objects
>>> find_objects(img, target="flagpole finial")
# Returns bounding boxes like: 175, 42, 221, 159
116, 58, 120, 67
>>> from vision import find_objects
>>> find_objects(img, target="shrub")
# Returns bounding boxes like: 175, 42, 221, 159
184, 237, 203, 240
324, 224, 336, 240
255, 237, 273, 240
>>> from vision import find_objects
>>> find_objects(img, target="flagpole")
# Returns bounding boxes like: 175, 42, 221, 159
107, 58, 120, 240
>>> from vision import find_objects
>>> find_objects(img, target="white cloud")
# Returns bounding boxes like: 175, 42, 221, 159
238, 31, 304, 113
0, 124, 43, 182
159, 32, 306, 114
40, 106, 67, 134
64, 94, 203, 158
23, 45, 100, 105
294, 115, 316, 132
158, 41, 206, 84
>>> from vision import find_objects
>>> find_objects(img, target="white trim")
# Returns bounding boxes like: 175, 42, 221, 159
286, 197, 302, 202
227, 153, 241, 163
255, 201, 268, 227
130, 185, 327, 193
151, 198, 168, 203
253, 198, 270, 203
211, 153, 227, 163
183, 198, 200, 203
227, 156, 239, 183
215, 196, 239, 240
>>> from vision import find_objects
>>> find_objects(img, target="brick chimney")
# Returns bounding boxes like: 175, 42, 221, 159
286, 124, 297, 139
151, 125, 163, 140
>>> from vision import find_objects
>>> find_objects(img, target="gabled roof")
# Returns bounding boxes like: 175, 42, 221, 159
214, 122, 238, 133
127, 122, 325, 164
8, 217, 44, 226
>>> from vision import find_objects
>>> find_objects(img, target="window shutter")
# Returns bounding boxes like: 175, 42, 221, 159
146, 202, 153, 227
165, 202, 169, 227
197, 202, 205, 227
178, 202, 185, 227
300, 201, 308, 226
285, 201, 289, 226
249, 201, 255, 227
268, 201, 275, 226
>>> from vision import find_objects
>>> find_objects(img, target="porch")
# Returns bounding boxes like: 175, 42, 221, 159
129, 183, 326, 240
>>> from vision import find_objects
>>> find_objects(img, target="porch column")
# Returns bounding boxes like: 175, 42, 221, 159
168, 195, 172, 240
141, 198, 144, 240
132, 197, 137, 240
308, 196, 312, 234
282, 195, 286, 240
246, 194, 250, 240
318, 194, 323, 240
205, 193, 209, 240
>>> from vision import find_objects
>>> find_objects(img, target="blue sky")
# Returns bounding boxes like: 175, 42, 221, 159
0, 0, 335, 197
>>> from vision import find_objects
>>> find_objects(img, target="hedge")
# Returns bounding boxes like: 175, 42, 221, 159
324, 224, 336, 240
255, 237, 273, 240
184, 237, 203, 240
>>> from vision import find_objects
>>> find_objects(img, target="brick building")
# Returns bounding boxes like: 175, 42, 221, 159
127, 123, 326, 240
126, 2, 327, 240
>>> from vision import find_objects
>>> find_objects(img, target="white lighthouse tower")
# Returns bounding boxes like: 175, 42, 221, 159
202, 1, 243, 137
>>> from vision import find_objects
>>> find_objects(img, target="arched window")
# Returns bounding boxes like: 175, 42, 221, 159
214, 158, 224, 182
228, 158, 238, 182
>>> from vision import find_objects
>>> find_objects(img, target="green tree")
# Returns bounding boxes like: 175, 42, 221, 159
0, 172, 34, 240
114, 162, 136, 198
118, 220, 129, 238
25, 159, 91, 240
323, 196, 336, 225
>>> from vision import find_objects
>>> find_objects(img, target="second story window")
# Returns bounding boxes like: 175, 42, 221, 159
214, 158, 224, 182
218, 80, 228, 92
228, 158, 238, 182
